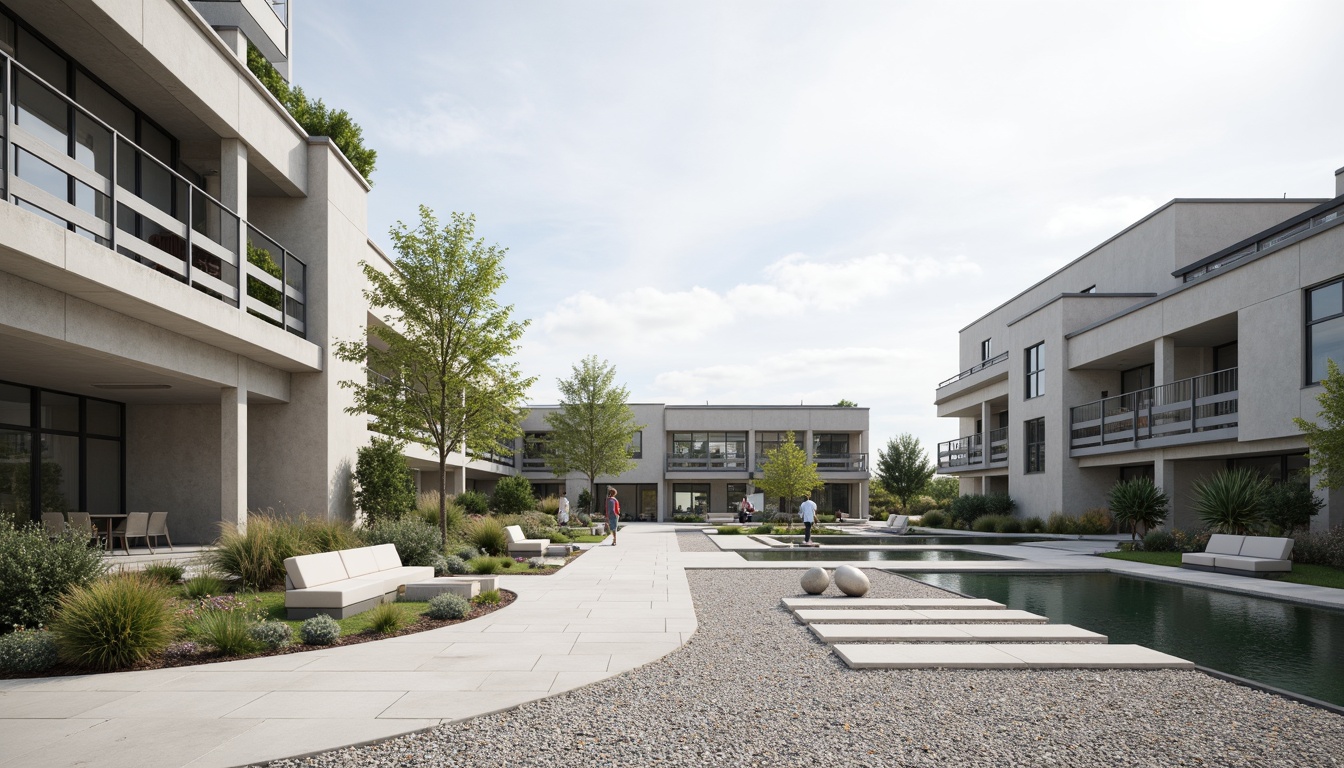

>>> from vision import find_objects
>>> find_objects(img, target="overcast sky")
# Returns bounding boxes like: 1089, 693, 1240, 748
293, 1, 1343, 459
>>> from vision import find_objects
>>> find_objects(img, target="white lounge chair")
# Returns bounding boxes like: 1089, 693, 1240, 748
505, 524, 549, 557
886, 514, 909, 534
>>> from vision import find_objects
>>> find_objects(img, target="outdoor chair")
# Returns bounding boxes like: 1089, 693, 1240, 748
146, 511, 174, 550
110, 512, 152, 555
66, 512, 97, 543
41, 512, 65, 537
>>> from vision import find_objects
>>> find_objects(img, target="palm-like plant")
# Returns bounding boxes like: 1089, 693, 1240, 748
1107, 477, 1169, 541
1192, 468, 1268, 534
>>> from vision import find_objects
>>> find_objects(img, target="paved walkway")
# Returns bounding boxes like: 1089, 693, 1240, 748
0, 524, 696, 768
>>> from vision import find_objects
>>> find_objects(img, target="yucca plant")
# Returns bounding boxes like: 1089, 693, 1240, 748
1108, 477, 1169, 541
1193, 468, 1267, 534
50, 573, 177, 671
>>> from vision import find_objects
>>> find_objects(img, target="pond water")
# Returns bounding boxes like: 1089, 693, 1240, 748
907, 572, 1344, 709
737, 549, 1008, 562
770, 535, 1049, 547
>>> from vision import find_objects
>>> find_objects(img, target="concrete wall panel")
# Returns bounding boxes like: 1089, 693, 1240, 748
126, 401, 222, 545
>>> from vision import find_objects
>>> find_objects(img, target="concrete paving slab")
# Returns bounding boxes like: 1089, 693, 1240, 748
0, 690, 133, 718
835, 643, 1026, 669
380, 689, 540, 721
477, 670, 560, 692
12, 716, 261, 768
271, 670, 493, 692
184, 718, 441, 768
1001, 644, 1194, 669
781, 597, 1005, 610
809, 623, 1106, 643
0, 717, 106, 768
793, 609, 1047, 624
224, 690, 406, 719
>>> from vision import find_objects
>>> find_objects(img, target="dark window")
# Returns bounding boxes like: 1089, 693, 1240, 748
813, 433, 850, 456
756, 431, 804, 454
1307, 277, 1344, 384
1025, 342, 1045, 399
1121, 364, 1153, 395
1119, 464, 1154, 482
1228, 453, 1309, 484
627, 430, 642, 459
673, 484, 710, 516
727, 483, 748, 515
980, 339, 992, 361
1024, 417, 1045, 474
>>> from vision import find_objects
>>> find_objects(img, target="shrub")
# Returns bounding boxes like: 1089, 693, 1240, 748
749, 524, 775, 535
193, 609, 261, 656
491, 475, 535, 515
465, 516, 508, 556
1075, 508, 1115, 535
367, 602, 405, 634
906, 496, 940, 516
924, 476, 960, 505
984, 493, 1016, 516
672, 514, 704, 523
1108, 478, 1169, 540
358, 517, 443, 567
427, 593, 471, 620
496, 556, 517, 570
870, 510, 890, 522
1142, 529, 1176, 552
1045, 512, 1076, 535
453, 545, 481, 561
817, 514, 836, 523
210, 513, 306, 590
996, 516, 1024, 534
455, 491, 490, 517
438, 555, 468, 576
298, 516, 360, 554
468, 556, 501, 575
49, 573, 176, 671
549, 531, 571, 544
716, 526, 744, 535
1194, 469, 1268, 534
0, 519, 108, 630
249, 621, 293, 650
949, 494, 989, 526
537, 496, 561, 515
1293, 526, 1344, 568
300, 614, 341, 646
1261, 481, 1323, 535
527, 556, 547, 569
0, 629, 59, 673
353, 436, 416, 525
474, 589, 502, 605
919, 510, 947, 529
971, 515, 1005, 532
1021, 516, 1045, 533
513, 511, 557, 540
577, 488, 593, 515
183, 573, 227, 599
142, 561, 185, 585
1171, 528, 1211, 554
412, 491, 465, 534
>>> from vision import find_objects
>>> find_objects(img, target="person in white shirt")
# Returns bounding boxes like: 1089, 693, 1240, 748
557, 495, 570, 526
799, 492, 818, 543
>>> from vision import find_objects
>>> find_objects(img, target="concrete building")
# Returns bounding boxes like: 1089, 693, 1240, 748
934, 168, 1344, 532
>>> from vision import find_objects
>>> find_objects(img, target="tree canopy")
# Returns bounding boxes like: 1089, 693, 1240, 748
335, 207, 534, 541
834, 399, 858, 407
875, 434, 936, 508
543, 356, 645, 508
1294, 358, 1344, 490
754, 430, 824, 519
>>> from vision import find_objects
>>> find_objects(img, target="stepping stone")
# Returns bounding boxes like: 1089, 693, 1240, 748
833, 643, 1192, 670
809, 623, 1106, 644
794, 609, 1047, 625
782, 597, 1004, 611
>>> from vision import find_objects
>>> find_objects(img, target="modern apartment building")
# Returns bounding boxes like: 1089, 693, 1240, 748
934, 169, 1344, 532
0, 0, 383, 543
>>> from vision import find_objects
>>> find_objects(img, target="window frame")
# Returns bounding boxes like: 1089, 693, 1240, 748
1024, 342, 1045, 400
1024, 417, 1045, 474
980, 339, 992, 361
1306, 276, 1344, 385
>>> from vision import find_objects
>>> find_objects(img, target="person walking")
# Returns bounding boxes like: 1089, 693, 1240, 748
557, 495, 570, 527
799, 492, 818, 544
606, 487, 621, 546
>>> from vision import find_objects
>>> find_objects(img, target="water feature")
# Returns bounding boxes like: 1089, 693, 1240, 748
907, 572, 1344, 709
770, 535, 1048, 547
737, 549, 1008, 562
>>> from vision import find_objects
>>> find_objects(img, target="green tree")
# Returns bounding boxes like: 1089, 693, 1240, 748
247, 45, 377, 184
544, 356, 645, 511
490, 475, 535, 515
923, 476, 960, 505
352, 436, 416, 525
835, 399, 858, 407
754, 430, 824, 519
1261, 480, 1323, 534
1294, 358, 1344, 490
335, 207, 535, 542
875, 434, 935, 509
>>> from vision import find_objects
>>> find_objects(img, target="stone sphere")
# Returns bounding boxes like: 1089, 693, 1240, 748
800, 567, 832, 595
834, 565, 870, 597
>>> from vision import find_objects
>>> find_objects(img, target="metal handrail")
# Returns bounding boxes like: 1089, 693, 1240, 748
1183, 202, 1344, 282
938, 351, 1008, 388
1069, 368, 1238, 448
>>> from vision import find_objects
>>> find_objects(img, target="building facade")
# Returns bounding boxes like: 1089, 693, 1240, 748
934, 171, 1344, 532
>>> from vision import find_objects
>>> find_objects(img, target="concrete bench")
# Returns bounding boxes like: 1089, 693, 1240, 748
283, 544, 434, 620
505, 524, 549, 557
1181, 534, 1293, 576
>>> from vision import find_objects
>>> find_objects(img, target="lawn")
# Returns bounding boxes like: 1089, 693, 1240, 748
236, 591, 432, 634
1099, 550, 1344, 590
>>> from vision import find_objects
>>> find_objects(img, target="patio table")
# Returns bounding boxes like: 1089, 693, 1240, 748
89, 514, 127, 552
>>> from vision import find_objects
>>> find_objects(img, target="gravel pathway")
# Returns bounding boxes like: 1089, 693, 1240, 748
264, 540, 1344, 767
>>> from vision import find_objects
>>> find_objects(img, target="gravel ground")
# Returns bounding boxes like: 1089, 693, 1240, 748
264, 536, 1344, 768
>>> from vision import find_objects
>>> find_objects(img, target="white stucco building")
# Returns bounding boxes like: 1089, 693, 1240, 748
934, 168, 1344, 531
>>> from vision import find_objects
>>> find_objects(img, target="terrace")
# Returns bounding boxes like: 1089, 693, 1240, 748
1069, 368, 1238, 456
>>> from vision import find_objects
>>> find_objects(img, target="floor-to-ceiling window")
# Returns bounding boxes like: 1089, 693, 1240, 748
673, 483, 710, 517
0, 380, 124, 524
1307, 277, 1343, 384
818, 483, 851, 516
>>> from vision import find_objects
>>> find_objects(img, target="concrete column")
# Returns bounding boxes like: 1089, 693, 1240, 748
1154, 337, 1177, 385
220, 139, 248, 222
981, 476, 992, 495
980, 401, 992, 465
1153, 457, 1177, 530
221, 385, 247, 532
451, 465, 467, 496
857, 481, 869, 520
215, 27, 247, 63
1310, 478, 1341, 532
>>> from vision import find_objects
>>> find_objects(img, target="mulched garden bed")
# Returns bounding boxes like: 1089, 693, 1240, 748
0, 588, 516, 680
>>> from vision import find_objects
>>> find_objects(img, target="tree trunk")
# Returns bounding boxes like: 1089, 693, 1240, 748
589, 475, 597, 521
439, 452, 449, 543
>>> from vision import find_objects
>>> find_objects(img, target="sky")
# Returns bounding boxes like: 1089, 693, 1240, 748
291, 1, 1344, 459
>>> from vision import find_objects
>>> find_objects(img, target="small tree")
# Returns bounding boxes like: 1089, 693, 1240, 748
544, 356, 645, 510
490, 475, 535, 515
576, 488, 593, 516
1107, 477, 1168, 541
835, 399, 858, 407
352, 437, 415, 525
875, 434, 936, 509
335, 207, 536, 543
755, 430, 824, 520
1294, 358, 1344, 491
923, 476, 960, 506
1261, 481, 1323, 534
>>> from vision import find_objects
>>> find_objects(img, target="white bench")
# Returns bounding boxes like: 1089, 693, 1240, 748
1180, 534, 1293, 576
505, 524, 549, 557
284, 544, 434, 620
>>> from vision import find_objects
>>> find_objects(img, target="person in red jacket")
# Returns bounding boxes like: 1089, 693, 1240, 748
606, 487, 621, 546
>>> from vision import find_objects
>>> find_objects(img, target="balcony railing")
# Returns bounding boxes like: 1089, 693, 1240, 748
1182, 201, 1344, 282
987, 426, 1008, 463
814, 453, 867, 472
667, 453, 750, 471
1069, 368, 1238, 451
938, 429, 1008, 470
938, 351, 1008, 389
1, 52, 306, 338
521, 456, 553, 472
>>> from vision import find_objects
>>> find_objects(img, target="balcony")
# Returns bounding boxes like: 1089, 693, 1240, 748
938, 351, 1008, 389
937, 428, 1008, 472
1069, 369, 1238, 456
667, 454, 750, 471
748, 453, 868, 472
1, 52, 307, 338
935, 352, 1009, 407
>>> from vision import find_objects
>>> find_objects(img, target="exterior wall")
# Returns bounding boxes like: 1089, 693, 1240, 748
126, 403, 222, 544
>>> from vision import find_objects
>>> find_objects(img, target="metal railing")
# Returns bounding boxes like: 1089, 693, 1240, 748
1069, 368, 1238, 450
938, 430, 1008, 469
521, 456, 553, 472
1, 51, 306, 338
1183, 202, 1344, 282
987, 426, 1008, 463
938, 351, 1008, 388
667, 453, 750, 471
814, 452, 867, 472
